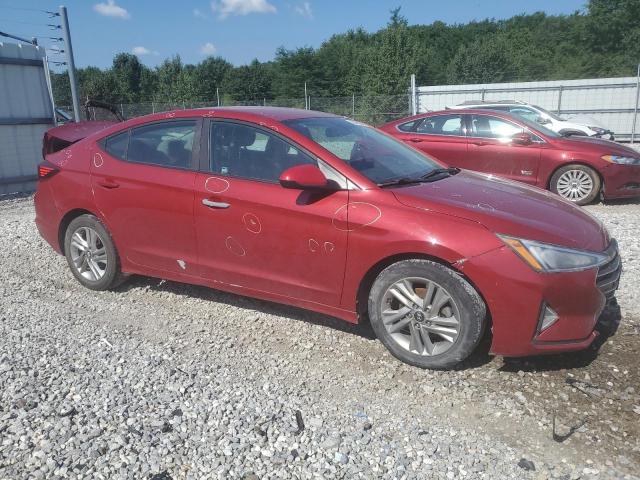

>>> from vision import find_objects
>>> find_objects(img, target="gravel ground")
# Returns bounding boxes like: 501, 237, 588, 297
0, 196, 639, 480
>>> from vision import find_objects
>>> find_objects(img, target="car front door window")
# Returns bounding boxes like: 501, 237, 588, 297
470, 115, 523, 140
209, 122, 316, 182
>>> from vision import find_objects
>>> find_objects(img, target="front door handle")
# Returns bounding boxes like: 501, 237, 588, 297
470, 140, 489, 146
202, 198, 230, 209
407, 138, 423, 143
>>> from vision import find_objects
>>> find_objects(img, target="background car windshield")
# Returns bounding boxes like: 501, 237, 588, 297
283, 117, 440, 184
533, 105, 564, 122
516, 116, 562, 138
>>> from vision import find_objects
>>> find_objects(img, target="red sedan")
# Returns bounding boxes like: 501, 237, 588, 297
35, 107, 621, 369
381, 109, 640, 205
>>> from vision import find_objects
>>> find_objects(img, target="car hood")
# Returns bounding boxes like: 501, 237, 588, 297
564, 114, 608, 130
552, 135, 640, 156
392, 170, 609, 252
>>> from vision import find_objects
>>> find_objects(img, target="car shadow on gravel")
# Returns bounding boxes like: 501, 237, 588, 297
598, 197, 640, 206
116, 276, 377, 340
498, 300, 622, 373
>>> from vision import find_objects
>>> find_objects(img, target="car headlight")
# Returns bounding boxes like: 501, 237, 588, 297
497, 234, 610, 272
602, 154, 640, 165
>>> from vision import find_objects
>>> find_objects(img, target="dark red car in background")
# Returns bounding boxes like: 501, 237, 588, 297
381, 109, 640, 205
36, 107, 621, 369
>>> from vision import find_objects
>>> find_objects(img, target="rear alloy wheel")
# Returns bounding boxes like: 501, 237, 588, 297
550, 164, 601, 205
368, 259, 486, 370
64, 214, 127, 290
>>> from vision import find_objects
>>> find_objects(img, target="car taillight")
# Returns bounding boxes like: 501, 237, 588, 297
38, 162, 59, 179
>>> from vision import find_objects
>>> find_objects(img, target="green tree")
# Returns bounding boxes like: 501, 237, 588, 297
222, 60, 273, 101
111, 53, 144, 103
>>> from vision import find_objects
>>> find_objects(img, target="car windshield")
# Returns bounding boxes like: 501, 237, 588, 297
533, 104, 564, 122
516, 115, 563, 138
282, 117, 441, 184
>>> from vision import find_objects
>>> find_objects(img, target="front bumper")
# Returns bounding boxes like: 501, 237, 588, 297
602, 163, 640, 199
459, 242, 621, 357
593, 130, 615, 141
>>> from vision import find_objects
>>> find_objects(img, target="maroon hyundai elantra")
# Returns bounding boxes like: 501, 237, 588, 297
35, 107, 621, 369
381, 109, 640, 205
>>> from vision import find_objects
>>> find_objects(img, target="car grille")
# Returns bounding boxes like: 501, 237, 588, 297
596, 240, 621, 301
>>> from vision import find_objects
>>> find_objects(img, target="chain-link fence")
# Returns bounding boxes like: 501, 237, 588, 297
60, 93, 412, 127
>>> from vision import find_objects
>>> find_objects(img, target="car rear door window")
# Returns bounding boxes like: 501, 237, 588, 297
470, 115, 523, 139
127, 120, 196, 169
397, 120, 420, 132
103, 131, 129, 160
209, 122, 316, 182
416, 115, 465, 136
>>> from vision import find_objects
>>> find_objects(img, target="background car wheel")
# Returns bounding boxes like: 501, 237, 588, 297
368, 259, 486, 370
550, 164, 601, 206
558, 130, 588, 137
64, 214, 127, 291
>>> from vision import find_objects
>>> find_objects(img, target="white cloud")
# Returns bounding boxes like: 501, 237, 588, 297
211, 0, 276, 19
93, 0, 130, 19
294, 1, 312, 19
132, 46, 159, 56
193, 8, 207, 19
200, 42, 217, 55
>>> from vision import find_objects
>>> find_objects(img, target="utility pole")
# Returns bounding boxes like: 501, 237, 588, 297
304, 82, 308, 110
216, 87, 220, 107
59, 6, 81, 122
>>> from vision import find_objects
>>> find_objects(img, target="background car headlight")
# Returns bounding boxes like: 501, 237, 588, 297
589, 126, 607, 134
602, 154, 640, 165
497, 235, 610, 272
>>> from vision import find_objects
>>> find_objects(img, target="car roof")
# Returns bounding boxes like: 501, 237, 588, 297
409, 108, 521, 117
193, 106, 339, 121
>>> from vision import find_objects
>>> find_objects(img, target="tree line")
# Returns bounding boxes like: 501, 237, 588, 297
52, 0, 640, 107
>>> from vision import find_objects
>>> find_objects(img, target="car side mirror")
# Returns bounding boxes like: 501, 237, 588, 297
536, 116, 550, 125
279, 164, 332, 190
512, 132, 533, 145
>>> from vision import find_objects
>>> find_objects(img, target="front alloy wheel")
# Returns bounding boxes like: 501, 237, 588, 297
381, 277, 460, 356
368, 259, 486, 370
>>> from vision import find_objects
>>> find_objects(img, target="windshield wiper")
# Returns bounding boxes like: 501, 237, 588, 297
377, 168, 460, 188
377, 177, 424, 188
420, 167, 460, 181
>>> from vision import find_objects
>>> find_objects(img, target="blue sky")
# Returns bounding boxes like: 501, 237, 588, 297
1, 0, 587, 70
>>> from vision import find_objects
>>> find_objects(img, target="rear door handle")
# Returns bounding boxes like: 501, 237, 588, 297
97, 179, 120, 189
470, 141, 489, 146
407, 138, 423, 143
202, 199, 230, 209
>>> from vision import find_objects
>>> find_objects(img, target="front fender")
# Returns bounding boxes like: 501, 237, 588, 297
339, 197, 502, 311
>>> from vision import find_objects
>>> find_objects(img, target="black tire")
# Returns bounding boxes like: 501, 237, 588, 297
63, 214, 127, 290
550, 164, 601, 206
368, 259, 486, 370
558, 129, 587, 137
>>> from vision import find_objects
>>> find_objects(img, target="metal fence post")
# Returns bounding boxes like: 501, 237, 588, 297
557, 85, 563, 115
410, 74, 417, 115
481, 89, 486, 101
632, 64, 640, 144
352, 94, 355, 117
152, 102, 155, 113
